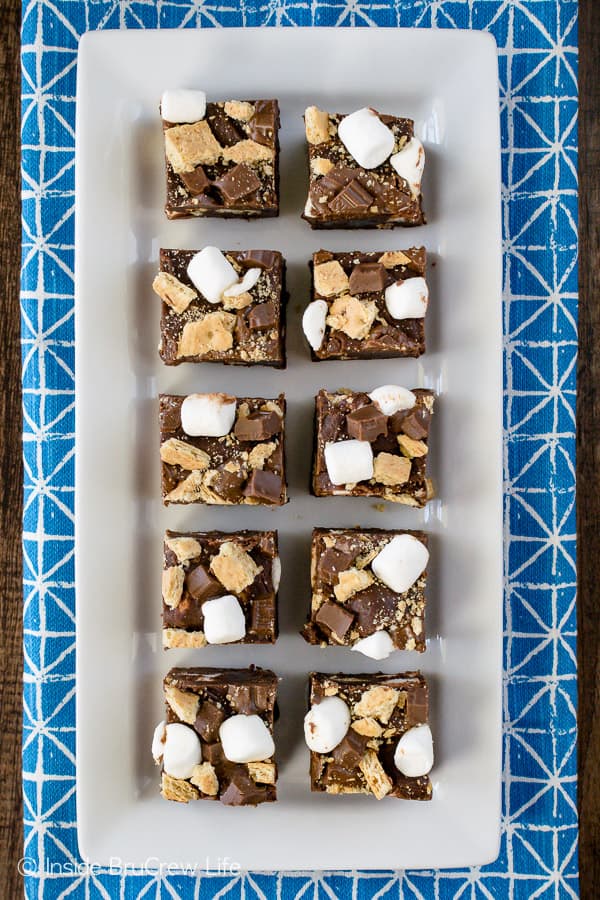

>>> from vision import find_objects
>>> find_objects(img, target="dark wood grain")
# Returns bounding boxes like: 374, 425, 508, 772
577, 0, 600, 896
0, 0, 24, 897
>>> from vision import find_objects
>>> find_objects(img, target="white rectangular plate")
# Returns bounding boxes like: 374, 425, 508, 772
75, 27, 503, 871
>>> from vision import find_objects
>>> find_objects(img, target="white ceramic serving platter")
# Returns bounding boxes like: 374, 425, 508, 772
75, 27, 502, 871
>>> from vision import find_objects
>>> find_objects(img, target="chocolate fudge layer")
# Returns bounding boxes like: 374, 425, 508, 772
160, 393, 287, 506
156, 667, 278, 806
312, 387, 434, 506
306, 248, 426, 360
155, 249, 286, 367
302, 106, 425, 229
307, 672, 432, 799
302, 529, 427, 653
162, 99, 280, 219
162, 530, 279, 649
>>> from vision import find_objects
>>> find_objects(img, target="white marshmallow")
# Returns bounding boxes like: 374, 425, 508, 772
372, 534, 429, 594
302, 300, 328, 351
351, 630, 395, 660
390, 137, 425, 197
385, 277, 429, 320
272, 556, 281, 592
394, 724, 434, 777
223, 267, 262, 298
304, 696, 351, 753
161, 89, 207, 123
180, 393, 236, 437
187, 246, 238, 304
368, 384, 416, 416
202, 594, 246, 644
219, 714, 275, 763
151, 720, 167, 763
162, 723, 202, 779
324, 439, 373, 485
337, 107, 395, 169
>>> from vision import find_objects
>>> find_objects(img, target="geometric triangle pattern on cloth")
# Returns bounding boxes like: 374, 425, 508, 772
21, 0, 578, 896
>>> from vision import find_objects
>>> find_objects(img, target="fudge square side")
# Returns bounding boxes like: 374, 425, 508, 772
162, 530, 279, 649
306, 672, 433, 800
161, 92, 280, 220
153, 667, 278, 806
154, 248, 286, 367
302, 105, 425, 229
160, 392, 287, 506
312, 386, 434, 506
302, 528, 428, 655
303, 248, 427, 360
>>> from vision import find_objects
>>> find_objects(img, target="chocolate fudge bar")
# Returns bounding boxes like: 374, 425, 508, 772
162, 530, 280, 649
302, 105, 425, 229
306, 672, 433, 800
161, 93, 280, 219
303, 248, 427, 360
154, 667, 278, 806
160, 392, 287, 506
302, 529, 428, 655
154, 248, 286, 367
312, 386, 434, 506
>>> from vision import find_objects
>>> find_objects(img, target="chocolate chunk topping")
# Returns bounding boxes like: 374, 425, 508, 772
247, 301, 277, 331
239, 249, 279, 269
319, 165, 356, 194
229, 684, 272, 715
346, 404, 388, 442
317, 547, 355, 585
180, 165, 210, 196
234, 411, 281, 442
330, 728, 369, 769
214, 163, 261, 201
207, 109, 244, 147
347, 585, 398, 637
195, 702, 226, 743
210, 466, 245, 502
244, 469, 282, 504
315, 601, 354, 640
220, 768, 269, 806
185, 564, 222, 602
251, 597, 275, 639
202, 741, 227, 769
328, 179, 373, 214
391, 408, 430, 440
248, 100, 277, 147
348, 262, 386, 294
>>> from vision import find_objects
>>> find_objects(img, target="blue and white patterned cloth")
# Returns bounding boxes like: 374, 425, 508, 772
21, 1, 579, 897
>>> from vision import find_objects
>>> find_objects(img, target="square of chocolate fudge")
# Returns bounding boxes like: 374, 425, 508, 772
161, 92, 280, 219
154, 667, 278, 806
302, 528, 428, 655
305, 672, 433, 800
154, 248, 286, 367
312, 386, 434, 506
160, 392, 287, 506
302, 105, 425, 229
162, 530, 280, 649
303, 248, 427, 360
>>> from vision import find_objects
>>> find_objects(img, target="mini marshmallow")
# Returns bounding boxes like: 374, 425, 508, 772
180, 393, 236, 437
372, 534, 429, 594
394, 724, 434, 777
369, 384, 416, 416
324, 439, 374, 485
161, 89, 207, 123
390, 137, 425, 198
162, 722, 202, 779
187, 246, 238, 304
351, 630, 395, 660
202, 594, 246, 644
302, 300, 328, 351
385, 277, 429, 320
219, 714, 275, 763
272, 556, 281, 592
337, 107, 395, 169
223, 267, 262, 298
304, 696, 351, 753
151, 720, 167, 763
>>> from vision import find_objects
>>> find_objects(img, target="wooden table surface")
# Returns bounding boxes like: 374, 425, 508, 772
0, 1, 598, 896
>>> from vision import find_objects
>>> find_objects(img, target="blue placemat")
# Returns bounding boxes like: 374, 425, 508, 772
21, 2, 579, 897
